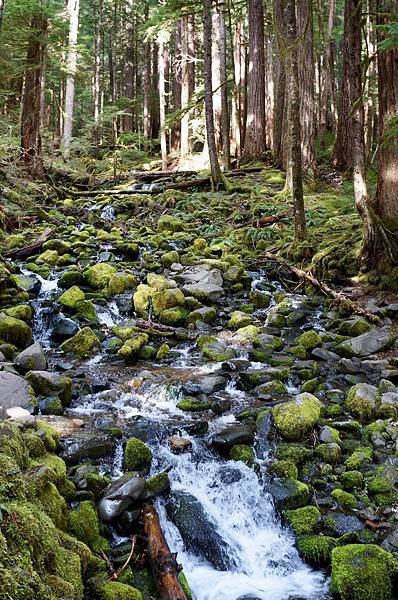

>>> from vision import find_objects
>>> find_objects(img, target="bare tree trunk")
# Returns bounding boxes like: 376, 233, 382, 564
158, 36, 168, 170
151, 43, 160, 140
230, 17, 240, 157
203, 0, 223, 188
0, 0, 5, 36
218, 0, 231, 170
242, 0, 266, 161
171, 20, 182, 153
264, 28, 274, 149
273, 0, 287, 166
21, 14, 47, 178
364, 0, 377, 159
296, 0, 316, 175
143, 7, 151, 150
212, 10, 222, 151
320, 0, 337, 134
180, 16, 191, 158
285, 0, 306, 240
361, 0, 398, 271
62, 0, 80, 159
92, 0, 102, 148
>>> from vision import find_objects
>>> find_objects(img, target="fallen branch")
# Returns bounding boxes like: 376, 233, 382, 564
5, 227, 54, 259
260, 252, 382, 323
142, 503, 187, 600
254, 212, 290, 227
108, 535, 137, 581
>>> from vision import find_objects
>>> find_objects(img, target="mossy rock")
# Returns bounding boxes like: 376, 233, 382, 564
340, 470, 364, 491
156, 343, 170, 359
58, 285, 85, 308
297, 534, 337, 567
145, 472, 170, 497
89, 577, 142, 600
272, 478, 310, 509
58, 270, 84, 289
331, 488, 357, 510
152, 288, 185, 316
229, 444, 255, 464
296, 330, 322, 350
158, 215, 184, 232
124, 438, 152, 471
84, 263, 117, 289
36, 249, 59, 265
345, 383, 380, 423
227, 310, 253, 329
0, 454, 26, 501
159, 307, 188, 326
330, 544, 397, 600
269, 459, 298, 479
105, 272, 137, 297
276, 443, 313, 465
160, 250, 179, 266
272, 393, 322, 441
36, 420, 60, 452
133, 284, 155, 317
60, 327, 100, 358
38, 481, 69, 530
118, 333, 149, 361
284, 505, 321, 535
69, 500, 109, 553
177, 397, 211, 412
316, 442, 341, 464
0, 314, 32, 348
76, 299, 98, 322
42, 239, 71, 255
3, 304, 32, 322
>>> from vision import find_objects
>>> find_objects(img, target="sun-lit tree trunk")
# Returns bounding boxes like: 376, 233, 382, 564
21, 13, 48, 178
264, 28, 274, 149
171, 20, 182, 153
92, 0, 102, 148
285, 0, 306, 240
361, 0, 398, 270
320, 0, 337, 134
333, 0, 362, 171
273, 0, 287, 166
62, 0, 80, 159
242, 0, 266, 161
158, 35, 168, 170
143, 6, 151, 150
212, 9, 222, 151
218, 0, 231, 170
203, 0, 223, 188
296, 0, 316, 175
180, 16, 194, 159
364, 0, 377, 159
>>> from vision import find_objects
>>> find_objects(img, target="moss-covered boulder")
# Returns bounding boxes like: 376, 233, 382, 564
117, 333, 149, 361
85, 263, 117, 289
177, 397, 211, 412
42, 239, 71, 255
0, 314, 32, 348
198, 336, 236, 362
330, 544, 397, 600
124, 438, 152, 471
89, 577, 142, 600
227, 310, 253, 329
158, 214, 184, 232
269, 459, 298, 479
70, 500, 109, 553
272, 393, 322, 440
133, 284, 155, 317
3, 304, 32, 322
58, 285, 85, 309
229, 444, 255, 464
36, 249, 59, 265
60, 327, 100, 358
297, 534, 337, 567
331, 488, 357, 509
76, 299, 98, 322
152, 288, 185, 316
159, 307, 187, 325
271, 478, 310, 509
284, 505, 321, 535
296, 330, 322, 350
345, 383, 380, 423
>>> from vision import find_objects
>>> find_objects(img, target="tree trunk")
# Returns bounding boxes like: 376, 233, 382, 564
320, 0, 337, 134
62, 0, 80, 159
203, 0, 223, 188
92, 0, 102, 148
264, 27, 274, 149
273, 0, 287, 166
285, 0, 306, 240
143, 6, 151, 150
361, 0, 398, 271
171, 20, 182, 153
180, 16, 191, 158
151, 43, 160, 139
218, 0, 231, 170
212, 10, 222, 150
333, 0, 362, 171
296, 0, 316, 175
0, 0, 4, 36
242, 0, 266, 161
21, 14, 48, 178
158, 36, 168, 170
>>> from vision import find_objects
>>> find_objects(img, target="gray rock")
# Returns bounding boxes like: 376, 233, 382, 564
0, 406, 6, 420
0, 351, 6, 362
6, 406, 35, 425
15, 342, 47, 372
98, 473, 145, 523
319, 425, 339, 443
381, 525, 398, 553
337, 358, 361, 374
60, 432, 114, 464
211, 424, 254, 455
311, 348, 340, 362
178, 265, 224, 301
323, 512, 364, 536
183, 375, 226, 396
0, 371, 35, 410
380, 392, 398, 406
166, 491, 236, 571
52, 315, 79, 340
336, 329, 395, 358
25, 370, 71, 404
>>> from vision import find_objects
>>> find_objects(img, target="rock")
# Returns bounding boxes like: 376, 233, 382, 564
118, 333, 149, 361
319, 425, 341, 444
52, 314, 80, 340
296, 330, 322, 350
14, 343, 47, 372
158, 214, 184, 232
84, 263, 117, 289
178, 265, 224, 301
336, 328, 395, 358
316, 442, 341, 464
166, 491, 236, 570
98, 473, 146, 523
177, 397, 211, 412
124, 437, 152, 471
133, 284, 154, 316
60, 432, 114, 464
272, 393, 322, 441
6, 406, 35, 425
168, 436, 192, 453
381, 525, 398, 553
152, 288, 185, 316
311, 348, 340, 362
331, 544, 396, 600
211, 424, 254, 455
0, 372, 36, 410
60, 327, 100, 358
250, 289, 271, 308
239, 367, 288, 389
227, 311, 253, 329
183, 375, 226, 395
199, 337, 236, 362
58, 286, 85, 309
0, 314, 32, 348
345, 383, 380, 423
270, 478, 310, 509
324, 512, 364, 536
25, 371, 72, 405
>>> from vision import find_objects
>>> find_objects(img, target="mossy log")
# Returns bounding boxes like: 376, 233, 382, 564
142, 503, 187, 600
5, 227, 54, 259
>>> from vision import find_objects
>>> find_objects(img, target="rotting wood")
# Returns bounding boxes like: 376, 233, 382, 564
5, 227, 54, 259
259, 251, 382, 323
142, 503, 187, 600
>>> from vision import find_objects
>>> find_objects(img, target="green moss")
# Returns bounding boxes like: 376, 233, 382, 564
152, 288, 185, 316
285, 505, 320, 535
331, 488, 357, 509
340, 470, 364, 491
106, 272, 137, 297
58, 285, 85, 308
76, 299, 98, 322
38, 481, 69, 530
0, 422, 29, 467
158, 214, 184, 232
297, 535, 337, 566
58, 270, 84, 289
269, 459, 298, 479
85, 263, 117, 289
117, 333, 149, 361
69, 501, 109, 553
316, 443, 341, 464
36, 249, 59, 265
345, 446, 373, 470
276, 444, 313, 465
145, 472, 170, 496
36, 420, 60, 452
124, 438, 152, 471
345, 384, 380, 423
24, 431, 47, 457
156, 343, 170, 359
159, 307, 187, 325
60, 326, 100, 358
0, 315, 32, 348
230, 444, 255, 464
301, 378, 321, 393
178, 572, 193, 600
330, 544, 397, 600
53, 546, 84, 598
0, 454, 26, 501
272, 393, 322, 441
177, 397, 211, 412
296, 330, 322, 350
3, 304, 32, 321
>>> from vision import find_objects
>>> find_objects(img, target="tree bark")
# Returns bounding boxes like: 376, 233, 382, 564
212, 10, 222, 150
158, 36, 168, 170
242, 0, 266, 161
92, 0, 102, 148
273, 0, 287, 167
284, 0, 306, 240
203, 0, 223, 188
62, 0, 80, 159
296, 0, 316, 175
180, 16, 191, 158
218, 0, 231, 170
361, 0, 398, 271
21, 13, 48, 178
143, 5, 151, 150
320, 0, 337, 134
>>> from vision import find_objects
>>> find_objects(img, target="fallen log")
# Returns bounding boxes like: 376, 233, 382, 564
142, 503, 187, 600
5, 227, 54, 259
259, 252, 382, 324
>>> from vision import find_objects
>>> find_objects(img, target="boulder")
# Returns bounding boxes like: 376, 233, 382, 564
272, 393, 322, 441
84, 263, 117, 289
0, 371, 36, 410
58, 286, 85, 309
336, 329, 395, 358
60, 432, 114, 464
182, 375, 226, 395
25, 371, 72, 405
0, 314, 32, 348
166, 491, 236, 570
98, 473, 145, 523
15, 343, 47, 372
52, 315, 79, 340
345, 383, 380, 423
60, 327, 100, 358
6, 406, 35, 425
152, 288, 185, 316
211, 424, 254, 455
177, 265, 224, 302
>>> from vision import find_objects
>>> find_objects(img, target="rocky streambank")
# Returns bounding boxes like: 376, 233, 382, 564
0, 192, 398, 599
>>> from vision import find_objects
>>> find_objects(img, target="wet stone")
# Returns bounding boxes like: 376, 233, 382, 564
211, 424, 255, 455
59, 431, 115, 464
